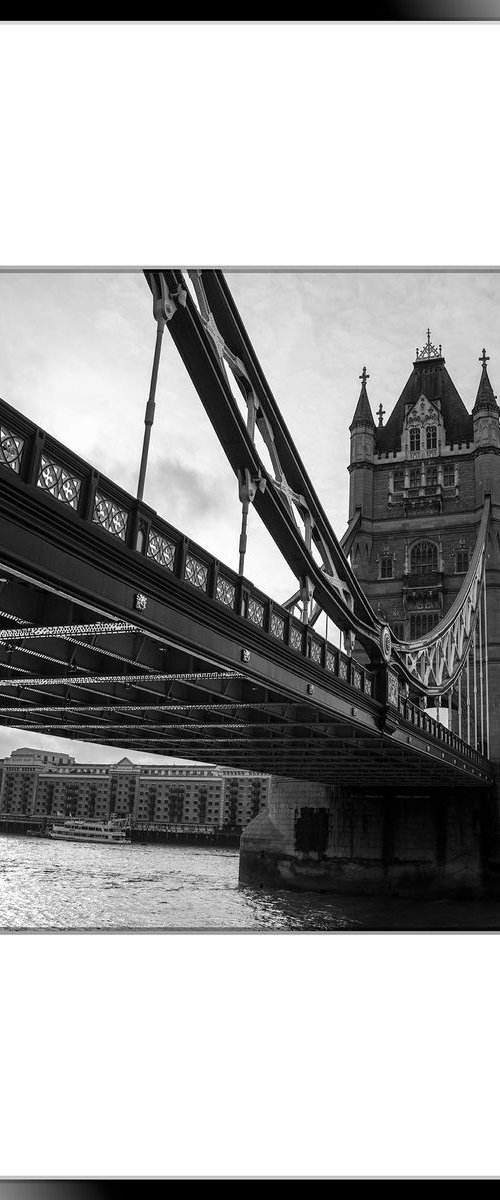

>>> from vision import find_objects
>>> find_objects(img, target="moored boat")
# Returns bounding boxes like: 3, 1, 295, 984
49, 817, 130, 844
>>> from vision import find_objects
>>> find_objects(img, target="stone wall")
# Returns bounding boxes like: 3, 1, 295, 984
239, 775, 496, 898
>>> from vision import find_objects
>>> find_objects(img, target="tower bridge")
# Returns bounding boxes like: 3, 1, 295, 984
0, 270, 499, 896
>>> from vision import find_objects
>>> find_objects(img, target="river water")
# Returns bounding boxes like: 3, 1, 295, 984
1, 834, 500, 929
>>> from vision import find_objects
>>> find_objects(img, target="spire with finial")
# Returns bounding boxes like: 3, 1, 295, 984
415, 329, 443, 362
350, 366, 375, 430
473, 347, 498, 413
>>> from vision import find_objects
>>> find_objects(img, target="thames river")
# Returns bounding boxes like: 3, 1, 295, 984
1, 834, 500, 929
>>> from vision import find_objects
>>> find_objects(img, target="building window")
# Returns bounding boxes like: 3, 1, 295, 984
410, 612, 440, 639
393, 469, 405, 492
409, 467, 421, 489
426, 425, 437, 451
426, 465, 438, 487
410, 540, 438, 575
456, 549, 469, 574
392, 622, 405, 641
410, 428, 421, 453
380, 555, 393, 579
443, 463, 455, 488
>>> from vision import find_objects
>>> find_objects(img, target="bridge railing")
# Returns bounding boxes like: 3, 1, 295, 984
394, 690, 486, 769
0, 396, 377, 702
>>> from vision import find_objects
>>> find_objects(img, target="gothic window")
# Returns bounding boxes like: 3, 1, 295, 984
410, 540, 438, 575
380, 555, 393, 579
456, 549, 469, 574
426, 465, 438, 487
393, 468, 405, 491
410, 612, 439, 639
409, 467, 421, 489
443, 463, 455, 487
410, 428, 421, 453
426, 425, 437, 451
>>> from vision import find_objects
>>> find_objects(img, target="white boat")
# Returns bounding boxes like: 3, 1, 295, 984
49, 817, 130, 844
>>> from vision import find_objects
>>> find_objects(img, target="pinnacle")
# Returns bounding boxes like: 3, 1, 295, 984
473, 349, 498, 412
350, 367, 375, 429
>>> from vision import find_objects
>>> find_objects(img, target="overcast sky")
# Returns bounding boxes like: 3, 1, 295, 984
1, 268, 499, 764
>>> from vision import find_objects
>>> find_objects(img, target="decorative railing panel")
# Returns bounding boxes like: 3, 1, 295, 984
270, 612, 285, 640
216, 576, 236, 609
247, 597, 265, 627
309, 639, 322, 665
326, 649, 337, 673
184, 554, 208, 591
93, 492, 128, 540
37, 454, 82, 509
0, 425, 23, 473
290, 625, 303, 652
147, 530, 176, 570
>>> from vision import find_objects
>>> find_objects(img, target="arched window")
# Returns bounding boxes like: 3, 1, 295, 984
393, 468, 405, 491
426, 425, 437, 451
410, 540, 438, 575
426, 465, 438, 487
380, 555, 393, 579
443, 463, 455, 488
410, 427, 421, 453
409, 466, 421, 489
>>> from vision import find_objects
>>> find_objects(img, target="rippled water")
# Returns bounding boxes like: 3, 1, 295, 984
1, 834, 500, 929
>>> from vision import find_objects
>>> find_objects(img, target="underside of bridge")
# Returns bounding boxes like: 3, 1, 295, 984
0, 525, 497, 902
0, 548, 491, 792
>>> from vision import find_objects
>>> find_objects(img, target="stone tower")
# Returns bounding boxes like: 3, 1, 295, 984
347, 332, 500, 762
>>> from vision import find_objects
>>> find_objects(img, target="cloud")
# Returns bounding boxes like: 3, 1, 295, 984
143, 453, 234, 527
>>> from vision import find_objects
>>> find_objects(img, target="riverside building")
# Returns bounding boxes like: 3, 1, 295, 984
0, 750, 269, 829
0, 747, 75, 816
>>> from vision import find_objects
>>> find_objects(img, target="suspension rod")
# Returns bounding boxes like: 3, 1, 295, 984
483, 573, 490, 759
137, 313, 165, 502
462, 652, 467, 744
479, 591, 485, 755
473, 622, 478, 751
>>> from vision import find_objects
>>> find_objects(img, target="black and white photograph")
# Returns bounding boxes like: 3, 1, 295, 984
2, 267, 500, 933
3, 16, 500, 1186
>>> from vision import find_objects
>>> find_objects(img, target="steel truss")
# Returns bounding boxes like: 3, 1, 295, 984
145, 269, 386, 660
145, 269, 493, 755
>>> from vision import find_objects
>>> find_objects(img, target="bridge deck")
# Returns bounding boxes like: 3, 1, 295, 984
0, 396, 492, 788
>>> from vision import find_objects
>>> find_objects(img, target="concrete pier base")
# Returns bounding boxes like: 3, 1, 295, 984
239, 775, 495, 898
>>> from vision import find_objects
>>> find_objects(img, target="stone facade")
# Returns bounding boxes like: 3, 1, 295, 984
348, 340, 500, 760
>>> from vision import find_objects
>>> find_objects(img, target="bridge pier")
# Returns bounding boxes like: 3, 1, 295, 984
239, 776, 492, 898
480, 764, 500, 896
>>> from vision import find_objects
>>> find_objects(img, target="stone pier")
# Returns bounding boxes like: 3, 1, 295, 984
239, 775, 498, 897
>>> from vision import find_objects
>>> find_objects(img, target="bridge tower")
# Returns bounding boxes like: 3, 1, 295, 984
241, 336, 500, 898
348, 333, 500, 761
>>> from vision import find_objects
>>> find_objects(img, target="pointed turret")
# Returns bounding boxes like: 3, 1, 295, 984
472, 348, 500, 457
350, 366, 376, 430
473, 348, 498, 414
348, 367, 375, 521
